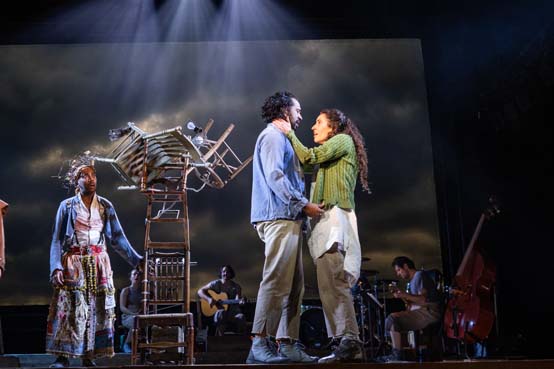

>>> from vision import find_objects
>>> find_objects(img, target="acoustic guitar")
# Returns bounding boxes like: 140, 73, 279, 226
389, 281, 411, 309
200, 291, 253, 317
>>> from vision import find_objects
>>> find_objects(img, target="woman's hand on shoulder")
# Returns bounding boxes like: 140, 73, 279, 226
272, 119, 292, 134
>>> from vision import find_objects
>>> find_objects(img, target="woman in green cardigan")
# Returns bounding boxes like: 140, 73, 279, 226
273, 108, 369, 363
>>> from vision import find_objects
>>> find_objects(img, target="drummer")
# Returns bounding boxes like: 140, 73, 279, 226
377, 256, 442, 363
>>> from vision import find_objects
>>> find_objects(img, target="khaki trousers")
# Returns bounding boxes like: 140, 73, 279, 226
385, 304, 442, 332
251, 220, 304, 340
316, 249, 359, 338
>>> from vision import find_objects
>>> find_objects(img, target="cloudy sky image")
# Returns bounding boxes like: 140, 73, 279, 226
0, 38, 441, 305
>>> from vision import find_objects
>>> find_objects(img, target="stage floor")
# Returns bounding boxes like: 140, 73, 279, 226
1, 354, 553, 369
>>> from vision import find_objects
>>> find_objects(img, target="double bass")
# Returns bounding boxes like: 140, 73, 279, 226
444, 197, 500, 343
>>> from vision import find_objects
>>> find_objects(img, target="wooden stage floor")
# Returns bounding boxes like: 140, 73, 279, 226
1, 354, 553, 369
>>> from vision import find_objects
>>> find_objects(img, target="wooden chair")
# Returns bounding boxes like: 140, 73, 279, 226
131, 313, 195, 365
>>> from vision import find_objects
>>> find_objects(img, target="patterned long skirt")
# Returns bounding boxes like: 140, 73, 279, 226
46, 248, 116, 358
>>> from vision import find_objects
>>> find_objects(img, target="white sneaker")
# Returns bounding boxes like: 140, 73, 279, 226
246, 336, 290, 364
279, 341, 318, 363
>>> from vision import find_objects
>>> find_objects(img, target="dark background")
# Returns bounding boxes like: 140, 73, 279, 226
1, 0, 553, 358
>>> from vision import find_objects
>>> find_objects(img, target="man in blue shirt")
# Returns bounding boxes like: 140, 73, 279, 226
248, 91, 324, 364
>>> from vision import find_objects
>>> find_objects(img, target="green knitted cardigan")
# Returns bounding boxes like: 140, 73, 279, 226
287, 131, 358, 210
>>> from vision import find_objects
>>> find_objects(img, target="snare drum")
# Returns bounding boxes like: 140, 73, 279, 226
299, 307, 330, 349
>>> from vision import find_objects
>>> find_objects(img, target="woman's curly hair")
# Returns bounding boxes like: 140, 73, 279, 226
261, 91, 297, 123
320, 108, 370, 193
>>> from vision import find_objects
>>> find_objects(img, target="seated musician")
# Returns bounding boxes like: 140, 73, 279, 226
378, 256, 442, 362
120, 268, 142, 353
197, 265, 246, 336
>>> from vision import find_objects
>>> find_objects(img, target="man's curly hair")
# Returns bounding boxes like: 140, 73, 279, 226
261, 91, 297, 123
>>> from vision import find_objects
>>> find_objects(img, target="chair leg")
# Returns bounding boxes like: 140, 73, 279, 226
131, 328, 138, 365
187, 324, 195, 364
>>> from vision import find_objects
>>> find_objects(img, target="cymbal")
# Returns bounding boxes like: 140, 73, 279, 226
361, 256, 371, 262
360, 269, 379, 277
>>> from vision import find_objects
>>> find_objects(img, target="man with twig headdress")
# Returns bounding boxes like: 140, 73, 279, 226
46, 153, 142, 367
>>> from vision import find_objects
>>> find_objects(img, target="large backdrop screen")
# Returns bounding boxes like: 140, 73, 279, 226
0, 39, 440, 303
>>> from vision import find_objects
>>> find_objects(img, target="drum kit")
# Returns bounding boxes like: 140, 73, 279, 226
299, 257, 398, 358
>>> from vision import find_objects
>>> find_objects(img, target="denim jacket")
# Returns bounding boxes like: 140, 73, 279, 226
250, 124, 308, 224
49, 195, 143, 275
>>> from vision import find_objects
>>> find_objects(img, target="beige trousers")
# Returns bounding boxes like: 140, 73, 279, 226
316, 249, 359, 338
251, 220, 304, 340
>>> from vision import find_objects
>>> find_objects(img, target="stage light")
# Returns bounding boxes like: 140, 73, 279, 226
187, 121, 202, 133
187, 121, 204, 147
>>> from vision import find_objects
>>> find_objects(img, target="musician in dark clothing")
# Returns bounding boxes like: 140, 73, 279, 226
378, 256, 442, 362
197, 265, 246, 335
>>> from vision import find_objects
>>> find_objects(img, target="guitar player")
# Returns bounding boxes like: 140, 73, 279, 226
197, 265, 247, 336
377, 256, 442, 362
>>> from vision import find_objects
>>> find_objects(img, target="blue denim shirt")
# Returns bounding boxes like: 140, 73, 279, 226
49, 195, 143, 275
251, 124, 308, 224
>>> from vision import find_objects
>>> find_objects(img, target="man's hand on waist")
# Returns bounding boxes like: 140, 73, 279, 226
303, 202, 324, 218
